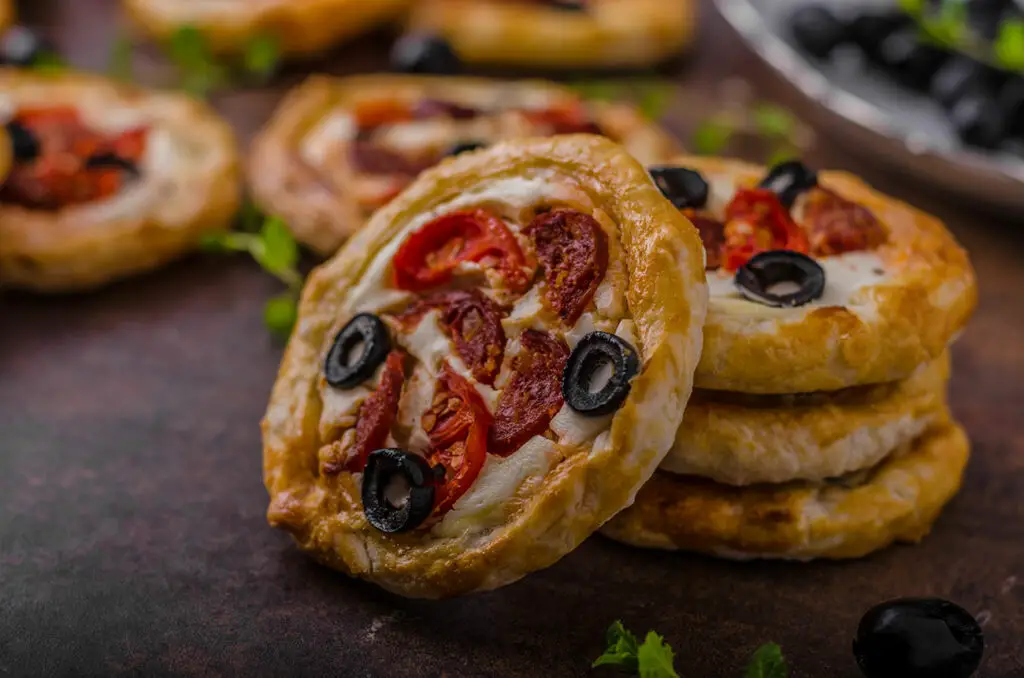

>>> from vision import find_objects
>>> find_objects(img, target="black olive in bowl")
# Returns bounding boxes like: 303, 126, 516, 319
949, 90, 1007, 149
790, 4, 850, 60
849, 12, 912, 62
930, 57, 992, 110
854, 597, 984, 678
874, 28, 947, 92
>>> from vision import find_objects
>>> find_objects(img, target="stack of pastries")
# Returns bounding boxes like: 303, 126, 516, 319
603, 156, 977, 560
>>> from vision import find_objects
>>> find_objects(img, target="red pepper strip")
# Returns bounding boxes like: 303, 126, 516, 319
424, 366, 493, 516
342, 351, 407, 474
392, 208, 530, 292
721, 188, 809, 271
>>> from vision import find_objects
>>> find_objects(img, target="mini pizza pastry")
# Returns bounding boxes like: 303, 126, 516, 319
0, 69, 240, 291
405, 0, 695, 69
662, 354, 949, 485
123, 0, 410, 58
0, 1, 12, 34
249, 75, 681, 254
602, 421, 969, 560
649, 157, 977, 394
262, 135, 707, 598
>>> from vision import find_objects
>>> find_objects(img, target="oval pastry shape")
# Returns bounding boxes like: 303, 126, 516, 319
361, 448, 439, 533
262, 136, 707, 597
324, 313, 393, 389
563, 331, 640, 416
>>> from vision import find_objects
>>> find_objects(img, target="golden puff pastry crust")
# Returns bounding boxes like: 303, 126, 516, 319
663, 354, 949, 485
248, 74, 682, 255
0, 69, 240, 292
123, 0, 410, 57
406, 0, 695, 69
262, 135, 707, 598
0, 0, 12, 34
676, 155, 977, 394
603, 420, 969, 560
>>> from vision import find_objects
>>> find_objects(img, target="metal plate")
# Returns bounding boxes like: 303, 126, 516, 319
715, 0, 1024, 215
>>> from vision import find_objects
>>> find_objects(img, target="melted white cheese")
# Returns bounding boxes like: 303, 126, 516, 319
550, 403, 611, 447
318, 362, 382, 442
614, 319, 639, 352
704, 173, 737, 219
707, 251, 889, 317
375, 119, 455, 154
397, 365, 436, 453
501, 285, 546, 337
564, 312, 598, 349
301, 111, 356, 166
399, 310, 453, 377
433, 435, 559, 538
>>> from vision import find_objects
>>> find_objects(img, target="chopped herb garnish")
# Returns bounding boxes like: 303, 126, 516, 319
744, 643, 789, 678
242, 33, 281, 81
593, 621, 678, 678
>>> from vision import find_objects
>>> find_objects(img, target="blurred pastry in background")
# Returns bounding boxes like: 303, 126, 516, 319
123, 0, 411, 58
404, 0, 695, 70
0, 0, 12, 35
0, 69, 240, 291
248, 75, 681, 254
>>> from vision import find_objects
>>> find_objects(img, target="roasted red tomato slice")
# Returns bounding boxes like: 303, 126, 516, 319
523, 208, 609, 324
353, 99, 414, 129
488, 330, 569, 457
423, 366, 493, 515
335, 350, 406, 474
521, 102, 602, 135
721, 188, 810, 271
392, 208, 530, 292
2, 106, 147, 210
395, 289, 507, 386
800, 187, 887, 256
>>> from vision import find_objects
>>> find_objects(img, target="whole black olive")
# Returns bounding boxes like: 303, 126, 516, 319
361, 449, 438, 533
949, 90, 1006, 149
998, 76, 1024, 138
648, 165, 709, 210
447, 140, 488, 157
734, 250, 825, 308
849, 12, 912, 61
324, 313, 392, 389
390, 33, 461, 75
562, 332, 640, 416
790, 5, 850, 60
0, 26, 50, 67
5, 121, 39, 163
874, 29, 947, 91
966, 0, 1010, 40
758, 160, 818, 208
854, 597, 984, 678
929, 57, 992, 110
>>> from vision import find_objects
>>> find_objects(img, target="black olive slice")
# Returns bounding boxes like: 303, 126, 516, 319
854, 597, 984, 678
790, 5, 849, 60
84, 152, 141, 178
734, 250, 825, 308
324, 313, 392, 389
758, 160, 818, 208
390, 33, 461, 75
562, 332, 640, 417
5, 121, 39, 163
446, 140, 488, 157
648, 165, 709, 210
949, 91, 1006, 149
849, 12, 911, 61
361, 449, 437, 533
875, 28, 947, 91
930, 57, 990, 110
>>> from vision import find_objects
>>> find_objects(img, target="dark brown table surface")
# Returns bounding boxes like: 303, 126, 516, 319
2, 1, 1023, 676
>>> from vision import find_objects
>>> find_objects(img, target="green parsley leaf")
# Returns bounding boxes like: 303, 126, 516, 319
108, 34, 135, 82
254, 216, 299, 276
238, 199, 265, 233
752, 103, 794, 140
744, 643, 789, 678
766, 145, 799, 167
898, 0, 926, 17
636, 632, 679, 678
692, 118, 733, 155
264, 292, 299, 338
996, 19, 1024, 72
243, 33, 281, 80
167, 25, 227, 97
593, 620, 640, 671
31, 51, 68, 74
635, 81, 675, 122
570, 80, 624, 102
